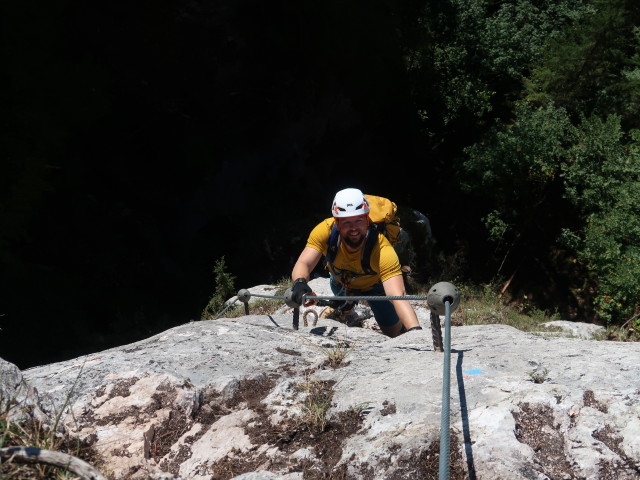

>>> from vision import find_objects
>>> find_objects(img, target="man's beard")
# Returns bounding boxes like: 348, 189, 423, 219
343, 234, 365, 249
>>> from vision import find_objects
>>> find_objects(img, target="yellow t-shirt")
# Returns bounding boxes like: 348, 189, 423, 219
306, 218, 402, 291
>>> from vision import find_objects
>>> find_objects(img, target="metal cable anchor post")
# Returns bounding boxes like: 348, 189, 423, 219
427, 282, 461, 480
283, 287, 302, 329
236, 289, 251, 315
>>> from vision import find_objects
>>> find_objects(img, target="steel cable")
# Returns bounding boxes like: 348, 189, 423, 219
214, 287, 456, 480
213, 299, 240, 320
439, 300, 452, 480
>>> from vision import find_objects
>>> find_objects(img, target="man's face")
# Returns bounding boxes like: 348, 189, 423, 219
337, 215, 369, 249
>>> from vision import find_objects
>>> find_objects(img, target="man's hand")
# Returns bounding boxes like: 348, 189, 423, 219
291, 278, 312, 305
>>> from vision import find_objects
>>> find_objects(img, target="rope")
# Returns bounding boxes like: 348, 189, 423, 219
439, 300, 452, 480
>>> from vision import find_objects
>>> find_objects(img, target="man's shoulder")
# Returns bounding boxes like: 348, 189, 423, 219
374, 232, 395, 253
307, 218, 335, 249
376, 231, 393, 248
376, 234, 399, 261
321, 217, 335, 227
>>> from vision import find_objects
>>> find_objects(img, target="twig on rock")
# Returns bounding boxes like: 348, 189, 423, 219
0, 446, 107, 480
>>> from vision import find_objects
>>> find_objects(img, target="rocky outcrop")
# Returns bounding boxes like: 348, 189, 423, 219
3, 279, 640, 479
0, 357, 47, 424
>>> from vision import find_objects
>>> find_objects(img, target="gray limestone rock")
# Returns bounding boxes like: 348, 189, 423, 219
538, 319, 606, 339
0, 357, 47, 423
4, 281, 639, 480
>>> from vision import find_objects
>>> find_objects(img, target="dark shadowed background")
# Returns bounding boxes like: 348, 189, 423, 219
1, 0, 473, 368
6, 0, 635, 368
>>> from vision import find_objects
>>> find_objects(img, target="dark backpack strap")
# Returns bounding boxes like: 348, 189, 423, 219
326, 224, 340, 270
360, 224, 381, 276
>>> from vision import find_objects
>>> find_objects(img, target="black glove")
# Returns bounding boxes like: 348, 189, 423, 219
291, 278, 312, 305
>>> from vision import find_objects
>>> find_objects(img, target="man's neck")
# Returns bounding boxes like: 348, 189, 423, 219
341, 237, 364, 254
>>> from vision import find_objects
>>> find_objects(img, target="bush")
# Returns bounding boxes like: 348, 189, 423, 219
562, 118, 640, 324
463, 103, 640, 325
200, 257, 236, 320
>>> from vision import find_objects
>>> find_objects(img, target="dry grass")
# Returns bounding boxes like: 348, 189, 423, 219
300, 331, 356, 369
293, 375, 335, 432
222, 277, 291, 318
446, 283, 560, 331
219, 277, 639, 342
0, 404, 99, 480
0, 366, 104, 480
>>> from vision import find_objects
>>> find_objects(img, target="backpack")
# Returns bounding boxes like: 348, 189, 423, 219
326, 194, 401, 276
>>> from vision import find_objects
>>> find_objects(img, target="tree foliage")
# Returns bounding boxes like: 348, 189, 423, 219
525, 0, 640, 127
463, 104, 640, 324
200, 257, 237, 320
461, 102, 573, 275
397, 0, 640, 324
403, 0, 588, 131
562, 117, 640, 323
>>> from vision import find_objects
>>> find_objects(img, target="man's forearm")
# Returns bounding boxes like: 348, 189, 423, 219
291, 247, 323, 282
393, 300, 420, 329
291, 263, 311, 281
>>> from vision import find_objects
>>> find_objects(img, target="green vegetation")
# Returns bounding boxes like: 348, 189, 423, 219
451, 283, 561, 332
449, 282, 640, 341
213, 276, 291, 319
592, 322, 640, 342
0, 414, 78, 479
528, 368, 550, 384
200, 257, 237, 320
294, 376, 335, 432
461, 101, 640, 327
206, 271, 640, 342
307, 337, 355, 369
398, 0, 640, 327
347, 402, 371, 415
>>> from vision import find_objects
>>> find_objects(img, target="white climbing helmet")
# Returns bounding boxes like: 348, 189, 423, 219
331, 188, 370, 218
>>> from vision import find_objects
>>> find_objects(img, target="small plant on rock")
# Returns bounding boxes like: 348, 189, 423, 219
321, 339, 354, 368
347, 402, 371, 416
528, 368, 549, 384
200, 257, 236, 320
212, 275, 293, 318
307, 337, 355, 368
294, 376, 335, 432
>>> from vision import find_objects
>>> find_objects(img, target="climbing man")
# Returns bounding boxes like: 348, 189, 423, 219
290, 187, 422, 337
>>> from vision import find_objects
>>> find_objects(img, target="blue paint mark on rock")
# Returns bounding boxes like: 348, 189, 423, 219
464, 369, 483, 375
